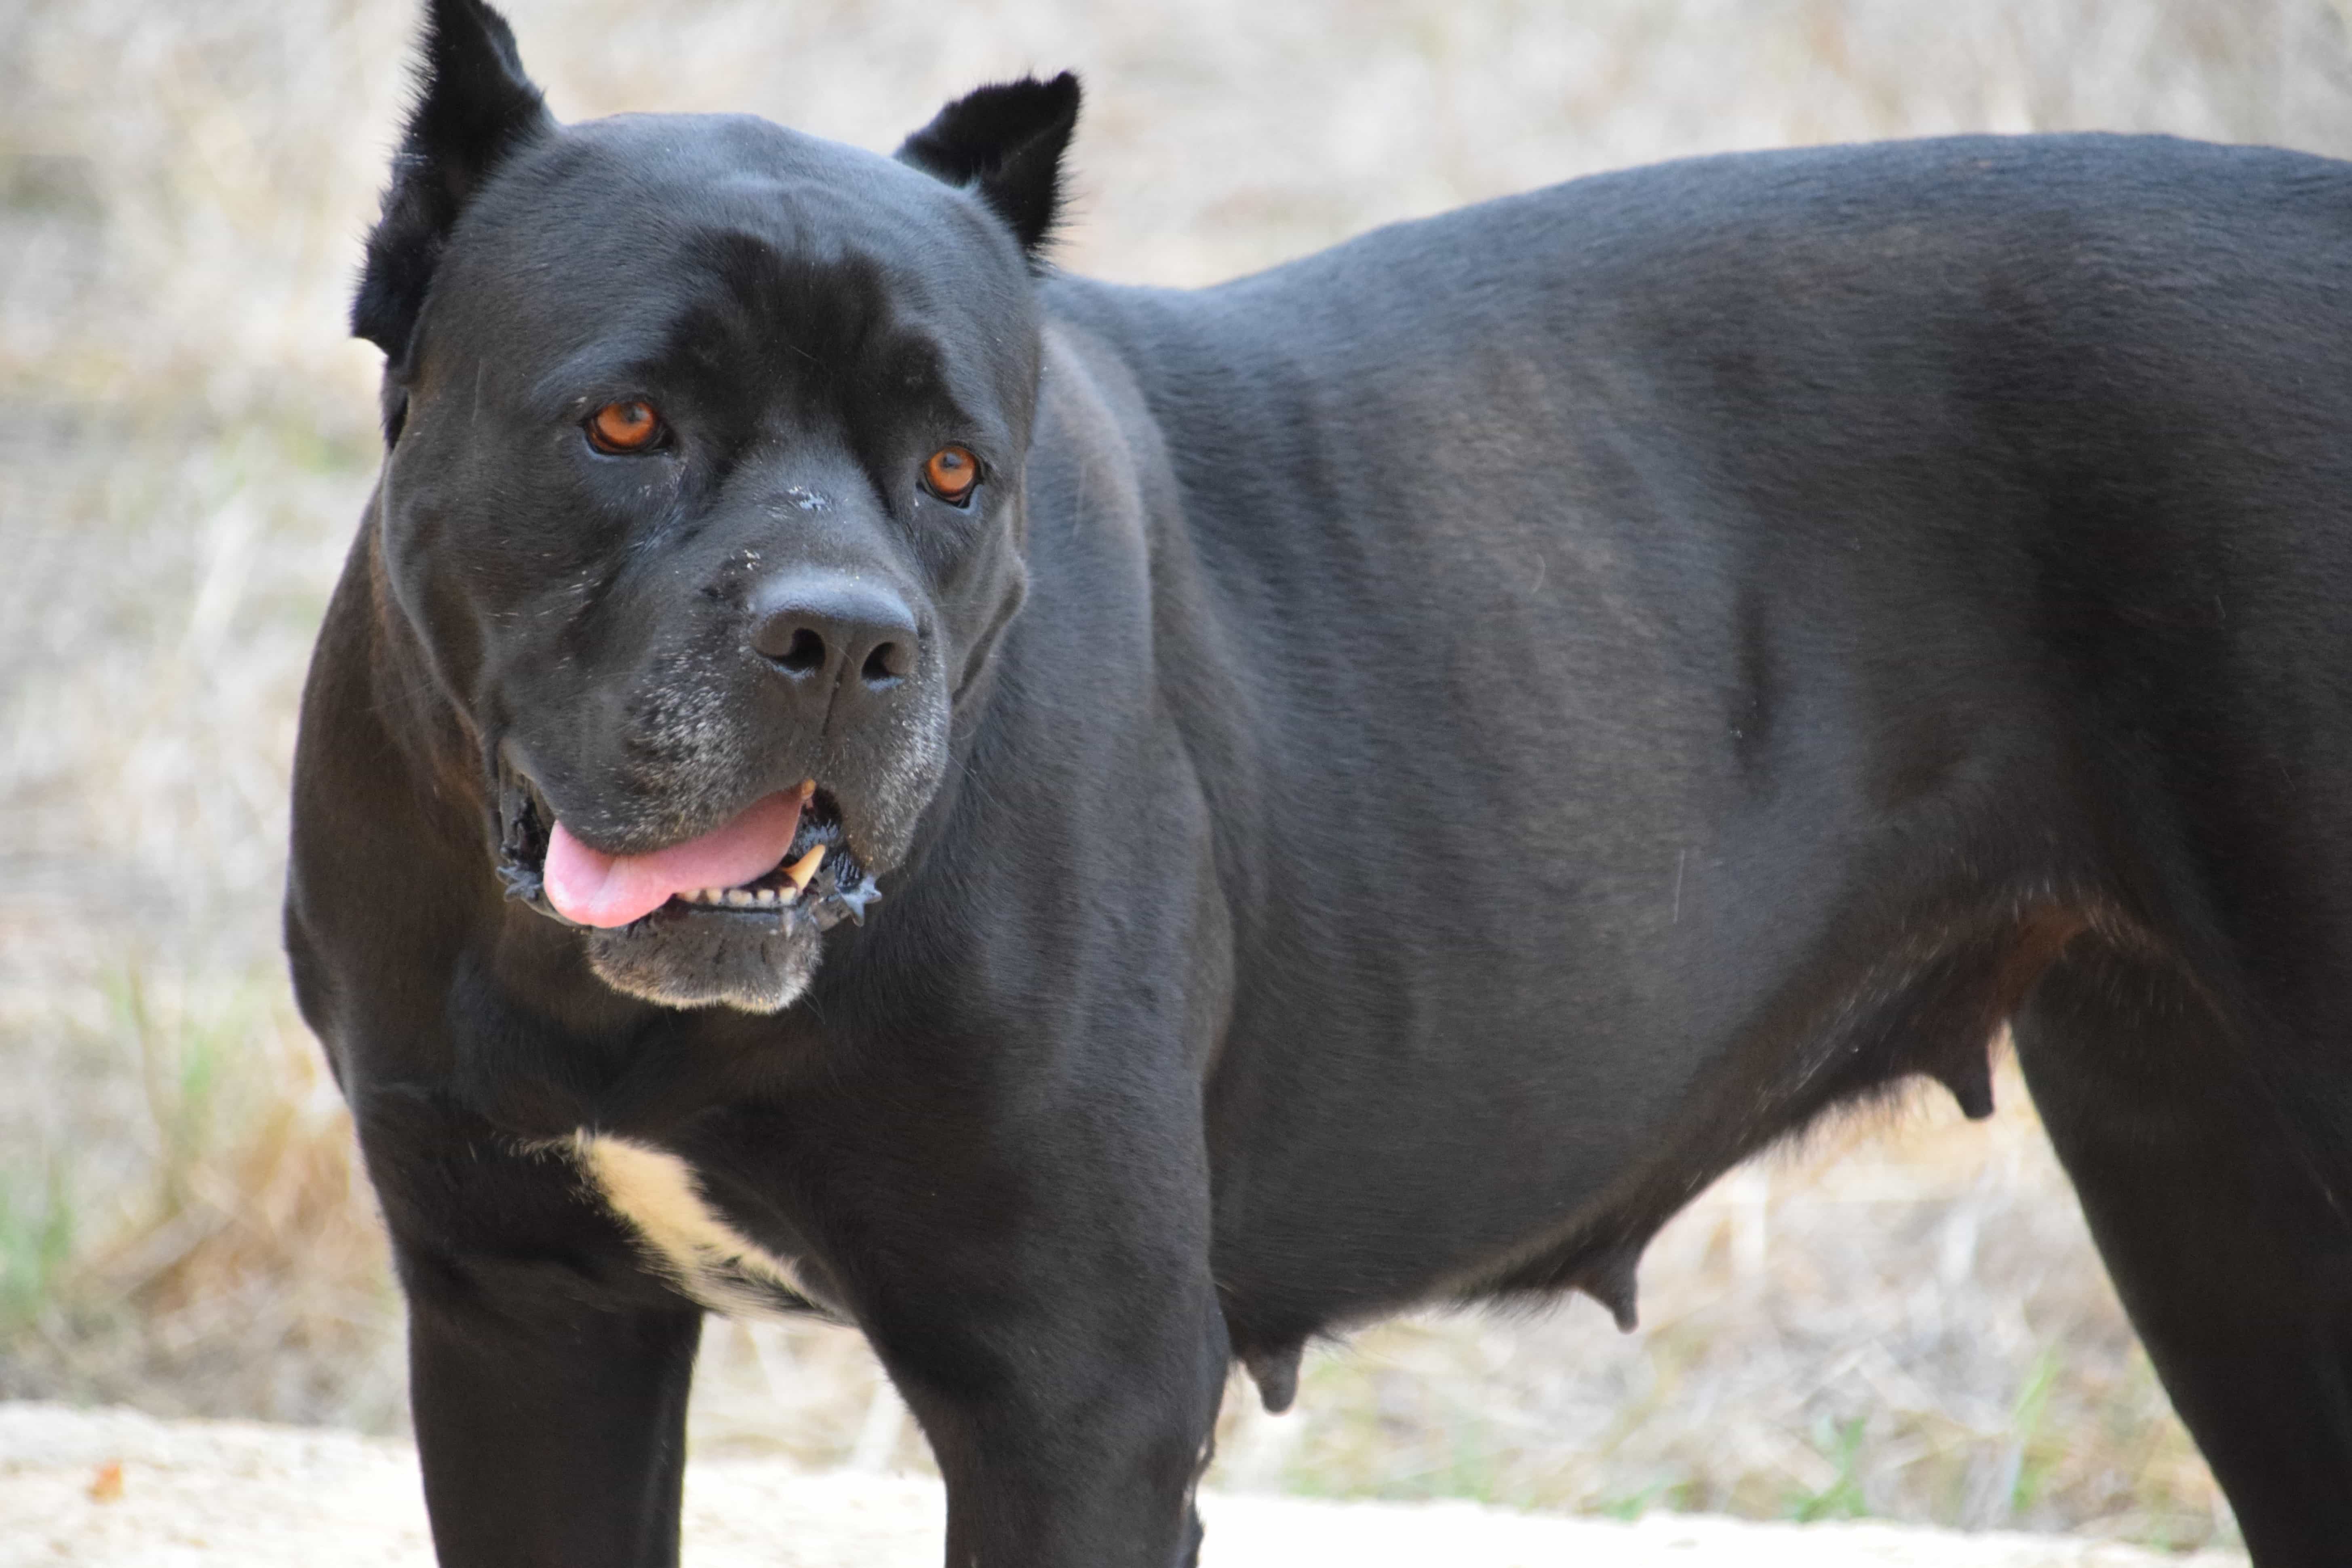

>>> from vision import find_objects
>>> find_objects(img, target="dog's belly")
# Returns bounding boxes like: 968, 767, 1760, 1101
1205, 888, 2089, 1351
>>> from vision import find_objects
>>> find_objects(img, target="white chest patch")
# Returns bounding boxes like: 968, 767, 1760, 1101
571, 1132, 821, 1319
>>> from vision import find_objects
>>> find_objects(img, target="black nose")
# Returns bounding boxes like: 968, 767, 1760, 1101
750, 572, 919, 707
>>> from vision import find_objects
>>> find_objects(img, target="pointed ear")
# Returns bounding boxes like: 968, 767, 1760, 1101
895, 73, 1081, 265
352, 0, 552, 368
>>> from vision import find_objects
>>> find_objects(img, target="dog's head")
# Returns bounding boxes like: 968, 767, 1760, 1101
355, 0, 1075, 1012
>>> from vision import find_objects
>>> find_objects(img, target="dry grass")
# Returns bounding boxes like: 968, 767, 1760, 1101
5, 0, 2348, 1547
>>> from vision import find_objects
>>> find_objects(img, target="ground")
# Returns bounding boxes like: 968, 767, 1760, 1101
0, 1404, 2248, 1568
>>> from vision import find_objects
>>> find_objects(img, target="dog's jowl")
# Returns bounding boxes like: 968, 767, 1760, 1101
287, 1, 2352, 1562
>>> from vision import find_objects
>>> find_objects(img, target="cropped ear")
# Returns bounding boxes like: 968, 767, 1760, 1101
353, 0, 553, 369
895, 73, 1081, 265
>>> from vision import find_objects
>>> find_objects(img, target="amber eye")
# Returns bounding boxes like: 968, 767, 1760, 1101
921, 445, 980, 504
586, 400, 663, 454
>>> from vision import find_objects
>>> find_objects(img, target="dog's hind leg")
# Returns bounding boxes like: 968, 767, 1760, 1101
2015, 945, 2352, 1565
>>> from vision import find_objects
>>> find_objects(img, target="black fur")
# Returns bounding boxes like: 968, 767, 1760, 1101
352, 0, 551, 371
292, 5, 2352, 1565
896, 72, 1082, 262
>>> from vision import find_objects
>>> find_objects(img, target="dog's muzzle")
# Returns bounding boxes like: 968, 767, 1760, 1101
493, 765, 882, 936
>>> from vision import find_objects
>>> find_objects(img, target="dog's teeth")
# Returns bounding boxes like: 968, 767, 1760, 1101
796, 778, 817, 802
754, 887, 779, 905
784, 845, 826, 894
725, 888, 754, 906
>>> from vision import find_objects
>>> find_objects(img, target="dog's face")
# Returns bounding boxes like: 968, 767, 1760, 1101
356, 0, 1077, 1010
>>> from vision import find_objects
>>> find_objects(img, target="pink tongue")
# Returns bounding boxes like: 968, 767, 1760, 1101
542, 790, 807, 929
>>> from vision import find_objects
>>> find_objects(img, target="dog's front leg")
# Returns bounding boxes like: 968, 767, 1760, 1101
876, 1275, 1229, 1568
400, 1244, 702, 1568
830, 1111, 1229, 1568
346, 1092, 707, 1567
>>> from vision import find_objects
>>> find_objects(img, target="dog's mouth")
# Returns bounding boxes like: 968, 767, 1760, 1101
494, 771, 880, 936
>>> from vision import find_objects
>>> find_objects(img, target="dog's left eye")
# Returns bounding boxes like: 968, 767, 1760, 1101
586, 400, 665, 454
921, 445, 981, 505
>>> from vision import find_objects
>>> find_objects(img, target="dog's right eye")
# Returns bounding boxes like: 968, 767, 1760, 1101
586, 400, 664, 454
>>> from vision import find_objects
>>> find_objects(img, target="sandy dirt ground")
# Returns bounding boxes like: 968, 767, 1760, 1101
0, 1404, 2246, 1568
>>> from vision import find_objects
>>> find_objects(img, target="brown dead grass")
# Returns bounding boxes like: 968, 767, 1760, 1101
6, 0, 2350, 1546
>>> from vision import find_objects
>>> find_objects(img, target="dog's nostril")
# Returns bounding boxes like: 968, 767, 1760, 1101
775, 627, 827, 675
750, 573, 917, 695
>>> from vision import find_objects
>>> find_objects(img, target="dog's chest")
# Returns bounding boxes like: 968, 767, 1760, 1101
570, 1132, 830, 1319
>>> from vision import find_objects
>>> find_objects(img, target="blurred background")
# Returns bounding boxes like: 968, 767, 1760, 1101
6, 0, 2352, 1549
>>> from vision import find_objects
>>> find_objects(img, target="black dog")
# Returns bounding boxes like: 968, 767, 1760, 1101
288, 1, 2352, 1562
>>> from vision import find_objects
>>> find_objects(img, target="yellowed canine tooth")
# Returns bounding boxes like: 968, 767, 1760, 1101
784, 845, 826, 895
